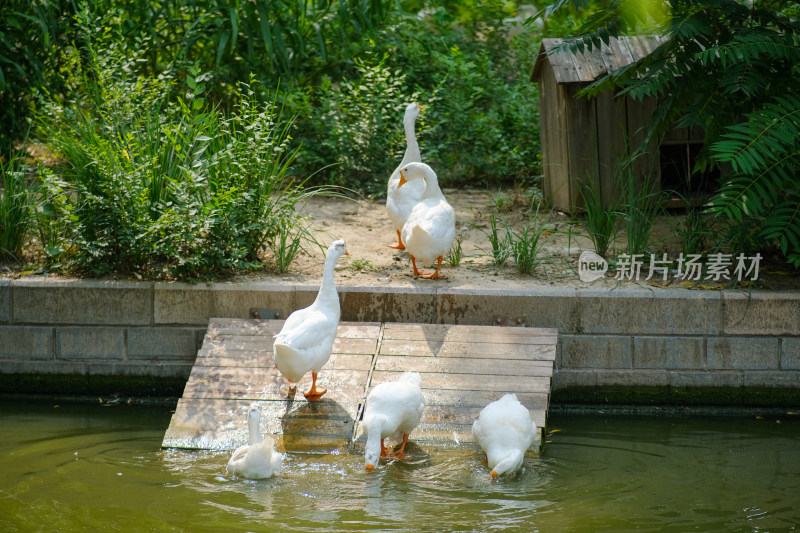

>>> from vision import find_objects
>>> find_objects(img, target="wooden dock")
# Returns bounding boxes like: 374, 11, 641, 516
162, 319, 558, 453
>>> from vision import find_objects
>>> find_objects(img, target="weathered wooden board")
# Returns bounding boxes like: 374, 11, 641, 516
162, 320, 558, 455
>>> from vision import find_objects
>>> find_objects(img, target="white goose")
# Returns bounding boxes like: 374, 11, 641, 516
363, 372, 426, 470
227, 403, 283, 479
472, 394, 537, 478
273, 239, 348, 400
398, 162, 456, 279
386, 102, 425, 249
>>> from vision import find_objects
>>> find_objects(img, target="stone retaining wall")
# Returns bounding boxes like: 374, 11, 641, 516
1, 278, 798, 403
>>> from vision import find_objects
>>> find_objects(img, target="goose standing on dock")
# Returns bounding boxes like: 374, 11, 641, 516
363, 372, 426, 470
273, 239, 348, 400
386, 102, 425, 249
472, 393, 537, 478
227, 403, 283, 479
397, 162, 455, 279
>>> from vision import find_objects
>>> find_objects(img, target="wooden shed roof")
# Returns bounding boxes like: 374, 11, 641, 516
531, 35, 667, 84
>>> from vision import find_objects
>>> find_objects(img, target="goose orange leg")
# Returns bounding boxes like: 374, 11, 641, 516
303, 372, 327, 400
388, 230, 405, 250
394, 434, 410, 459
410, 255, 427, 277
421, 256, 446, 280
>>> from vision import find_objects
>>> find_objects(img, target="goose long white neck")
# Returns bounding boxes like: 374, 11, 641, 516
401, 113, 421, 166
248, 411, 262, 445
314, 250, 342, 308
419, 167, 444, 201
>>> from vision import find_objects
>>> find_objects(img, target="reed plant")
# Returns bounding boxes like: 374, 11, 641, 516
577, 176, 618, 257
482, 212, 513, 268
620, 169, 663, 256
672, 196, 712, 256
447, 233, 464, 267
509, 202, 551, 275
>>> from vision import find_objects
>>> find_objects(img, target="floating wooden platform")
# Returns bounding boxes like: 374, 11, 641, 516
162, 319, 558, 454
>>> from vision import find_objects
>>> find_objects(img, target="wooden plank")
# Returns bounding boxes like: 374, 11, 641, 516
369, 371, 551, 394
379, 339, 556, 359
198, 337, 378, 357
382, 323, 558, 343
374, 355, 554, 377
206, 321, 380, 339
595, 88, 629, 208
182, 369, 370, 407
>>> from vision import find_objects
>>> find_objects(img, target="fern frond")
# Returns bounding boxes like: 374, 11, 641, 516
760, 199, 800, 267
698, 31, 800, 68
711, 94, 800, 174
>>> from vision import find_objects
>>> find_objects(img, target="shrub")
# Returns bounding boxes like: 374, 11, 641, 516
0, 148, 34, 261
293, 55, 421, 196
36, 35, 315, 279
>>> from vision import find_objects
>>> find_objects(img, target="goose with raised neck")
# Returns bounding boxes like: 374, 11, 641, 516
386, 102, 425, 249
227, 403, 283, 479
273, 240, 348, 400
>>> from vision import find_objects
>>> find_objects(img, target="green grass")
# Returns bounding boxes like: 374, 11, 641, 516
577, 176, 619, 258
0, 148, 34, 261
620, 169, 663, 256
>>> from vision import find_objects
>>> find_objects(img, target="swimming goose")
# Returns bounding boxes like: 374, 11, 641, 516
273, 239, 348, 400
386, 102, 425, 249
472, 393, 537, 478
398, 162, 456, 279
227, 403, 283, 479
363, 372, 426, 470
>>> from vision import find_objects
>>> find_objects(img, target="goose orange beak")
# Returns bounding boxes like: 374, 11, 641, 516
398, 170, 407, 188
366, 463, 375, 471
490, 470, 499, 478
416, 102, 424, 111
345, 249, 350, 256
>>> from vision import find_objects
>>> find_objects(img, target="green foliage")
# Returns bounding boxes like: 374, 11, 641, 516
620, 170, 662, 256
509, 201, 551, 275
709, 94, 800, 265
4, 1, 549, 278
0, 147, 34, 260
479, 212, 513, 267
577, 176, 618, 257
446, 233, 464, 267
294, 56, 419, 196
673, 203, 712, 257
548, 0, 800, 267
0, 0, 73, 153
36, 36, 315, 279
403, 30, 541, 188
478, 196, 551, 274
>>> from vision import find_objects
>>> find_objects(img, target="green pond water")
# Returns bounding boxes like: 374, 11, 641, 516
1, 400, 798, 532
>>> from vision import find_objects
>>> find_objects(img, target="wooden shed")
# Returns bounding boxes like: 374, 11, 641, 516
531, 36, 712, 213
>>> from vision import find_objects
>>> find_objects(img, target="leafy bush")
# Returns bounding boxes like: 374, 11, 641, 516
292, 55, 421, 196
383, 15, 542, 189
36, 36, 315, 279
286, 6, 543, 193
0, 148, 34, 261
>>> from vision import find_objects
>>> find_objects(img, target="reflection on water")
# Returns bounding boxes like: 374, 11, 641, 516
1, 400, 798, 532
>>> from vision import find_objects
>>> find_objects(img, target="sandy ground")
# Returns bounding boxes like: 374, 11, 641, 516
253, 189, 800, 291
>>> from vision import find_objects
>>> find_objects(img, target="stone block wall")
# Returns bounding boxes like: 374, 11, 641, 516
1, 278, 798, 403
